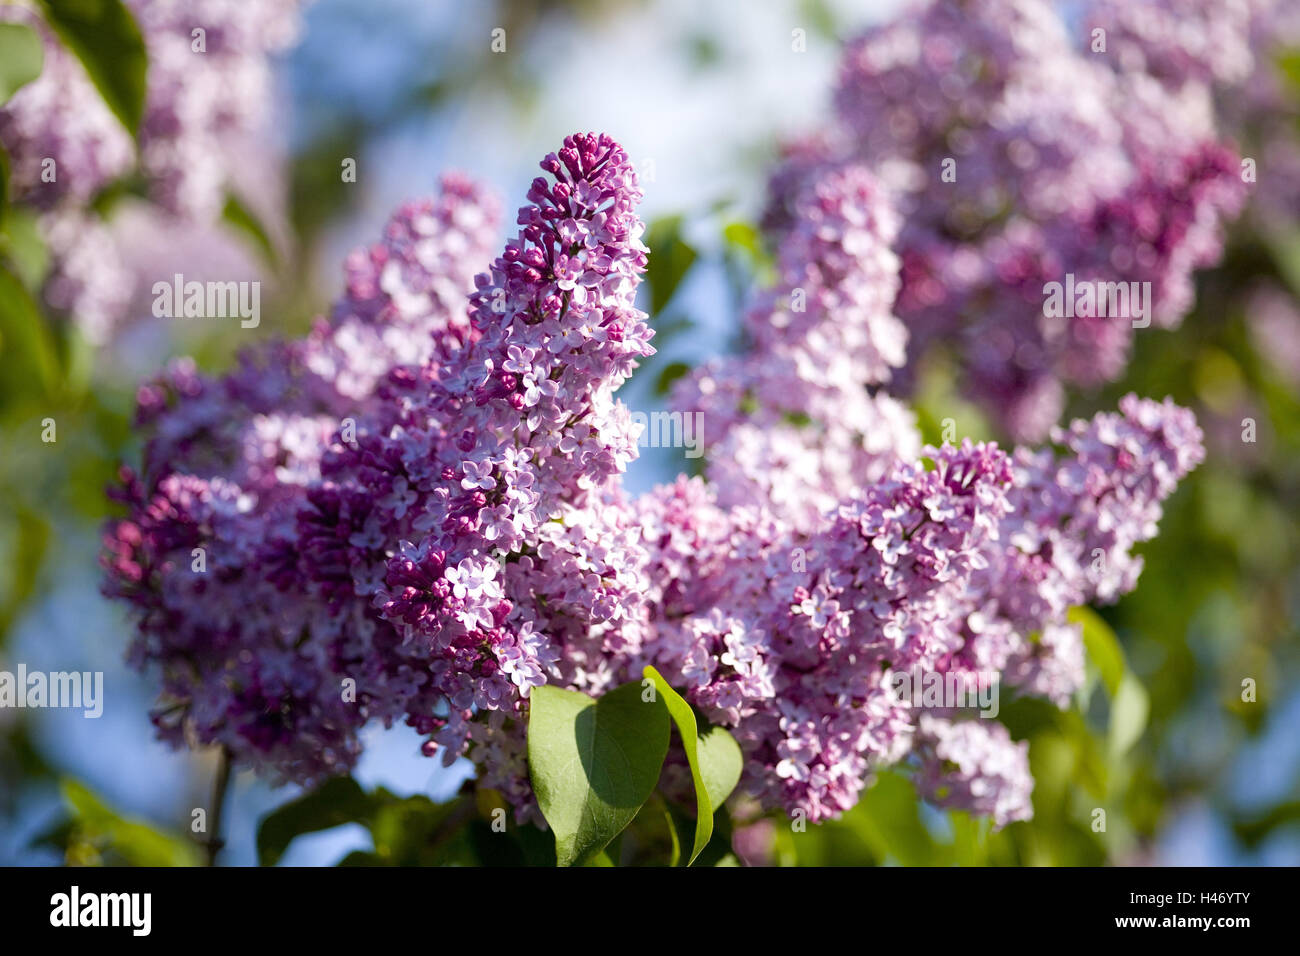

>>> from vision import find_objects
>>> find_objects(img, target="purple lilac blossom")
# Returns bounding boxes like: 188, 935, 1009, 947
102, 176, 499, 782
1084, 0, 1300, 228
105, 134, 1206, 831
914, 714, 1033, 827
675, 164, 920, 528
127, 0, 309, 219
765, 0, 1246, 440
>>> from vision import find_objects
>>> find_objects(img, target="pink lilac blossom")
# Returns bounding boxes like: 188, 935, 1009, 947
127, 0, 309, 219
105, 134, 1206, 832
676, 164, 920, 528
1085, 0, 1300, 228
304, 135, 657, 814
102, 176, 498, 782
766, 0, 1246, 440
39, 209, 134, 345
914, 715, 1032, 826
637, 397, 1201, 822
1083, 0, 1259, 89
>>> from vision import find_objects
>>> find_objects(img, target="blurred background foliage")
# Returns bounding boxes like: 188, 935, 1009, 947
0, 0, 1296, 866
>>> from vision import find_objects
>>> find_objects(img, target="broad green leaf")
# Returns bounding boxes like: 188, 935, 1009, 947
643, 215, 698, 317
847, 770, 936, 866
1264, 227, 1300, 302
0, 506, 50, 645
257, 776, 376, 866
0, 22, 44, 105
609, 794, 682, 866
36, 0, 147, 135
654, 360, 692, 397
1070, 605, 1124, 697
1, 207, 52, 291
643, 665, 742, 864
1, 146, 8, 227
0, 265, 58, 398
656, 798, 682, 866
721, 220, 762, 264
222, 193, 278, 267
527, 681, 670, 866
51, 779, 201, 866
1108, 673, 1150, 758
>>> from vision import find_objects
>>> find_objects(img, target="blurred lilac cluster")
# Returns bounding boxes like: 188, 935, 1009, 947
763, 0, 1282, 440
0, 0, 307, 342
1084, 0, 1300, 228
104, 174, 500, 780
677, 165, 919, 530
104, 133, 1205, 829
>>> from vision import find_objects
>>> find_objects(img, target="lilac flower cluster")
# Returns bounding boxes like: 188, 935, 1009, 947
103, 175, 499, 782
106, 132, 1207, 832
1085, 0, 1300, 228
914, 715, 1032, 824
0, 0, 307, 341
637, 396, 1201, 825
677, 164, 919, 528
104, 136, 658, 795
128, 0, 309, 219
302, 134, 658, 810
765, 0, 1247, 440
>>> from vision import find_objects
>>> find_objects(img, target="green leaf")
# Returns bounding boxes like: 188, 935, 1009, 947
654, 797, 682, 867
0, 505, 51, 645
35, 0, 147, 135
1108, 673, 1150, 758
0, 22, 44, 105
643, 215, 698, 317
262, 779, 522, 867
527, 681, 671, 866
222, 192, 278, 267
365, 791, 477, 866
721, 220, 762, 262
49, 779, 201, 866
643, 665, 742, 864
653, 360, 691, 397
846, 770, 936, 866
1, 207, 51, 292
1, 146, 9, 228
721, 218, 775, 282
1066, 607, 1148, 758
257, 776, 376, 866
0, 264, 58, 398
1070, 605, 1124, 697
605, 794, 682, 866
